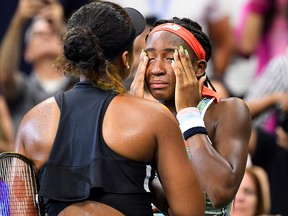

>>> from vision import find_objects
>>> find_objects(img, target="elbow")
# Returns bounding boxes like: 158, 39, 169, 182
209, 195, 234, 209
206, 186, 238, 208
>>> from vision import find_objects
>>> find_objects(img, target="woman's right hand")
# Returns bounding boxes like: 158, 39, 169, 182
172, 46, 204, 112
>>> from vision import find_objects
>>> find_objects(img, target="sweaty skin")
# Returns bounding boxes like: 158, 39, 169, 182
131, 30, 252, 209
14, 82, 205, 215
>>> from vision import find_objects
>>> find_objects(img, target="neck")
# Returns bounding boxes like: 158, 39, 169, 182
163, 99, 177, 117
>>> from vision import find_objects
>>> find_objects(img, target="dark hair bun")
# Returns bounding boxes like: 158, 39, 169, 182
64, 27, 102, 70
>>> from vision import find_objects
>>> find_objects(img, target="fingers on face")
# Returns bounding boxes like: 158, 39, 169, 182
172, 46, 196, 82
172, 50, 185, 85
135, 51, 148, 81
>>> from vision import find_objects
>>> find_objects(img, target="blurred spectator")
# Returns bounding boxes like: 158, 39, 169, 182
235, 0, 288, 78
249, 123, 288, 215
243, 55, 288, 214
223, 0, 256, 98
0, 0, 77, 134
230, 166, 271, 216
0, 94, 14, 152
112, 0, 234, 80
244, 54, 288, 133
0, 0, 90, 75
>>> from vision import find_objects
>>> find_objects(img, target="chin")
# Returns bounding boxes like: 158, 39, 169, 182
150, 92, 172, 102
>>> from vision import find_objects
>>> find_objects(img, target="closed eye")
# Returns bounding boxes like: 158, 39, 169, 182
164, 57, 174, 63
148, 58, 156, 64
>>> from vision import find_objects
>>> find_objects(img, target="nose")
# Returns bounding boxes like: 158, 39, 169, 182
150, 59, 166, 76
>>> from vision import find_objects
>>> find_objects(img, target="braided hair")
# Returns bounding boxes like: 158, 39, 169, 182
152, 17, 217, 92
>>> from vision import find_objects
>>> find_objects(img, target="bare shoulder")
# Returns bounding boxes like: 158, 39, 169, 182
113, 93, 177, 124
15, 97, 60, 167
110, 93, 180, 137
103, 93, 180, 162
214, 97, 251, 117
208, 96, 252, 136
19, 97, 59, 127
206, 97, 251, 133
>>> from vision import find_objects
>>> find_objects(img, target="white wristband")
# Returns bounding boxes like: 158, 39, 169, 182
176, 107, 207, 140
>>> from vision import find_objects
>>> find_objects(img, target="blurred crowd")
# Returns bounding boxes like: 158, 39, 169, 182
1, 0, 288, 215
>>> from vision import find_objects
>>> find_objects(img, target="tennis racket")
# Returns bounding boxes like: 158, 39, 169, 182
0, 152, 44, 216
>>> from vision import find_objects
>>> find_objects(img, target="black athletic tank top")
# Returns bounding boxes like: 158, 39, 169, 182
38, 81, 156, 215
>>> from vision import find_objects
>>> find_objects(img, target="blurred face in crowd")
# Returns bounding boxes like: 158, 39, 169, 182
25, 18, 62, 64
230, 171, 258, 216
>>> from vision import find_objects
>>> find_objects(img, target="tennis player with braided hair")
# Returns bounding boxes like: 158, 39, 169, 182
13, 2, 205, 216
131, 17, 252, 215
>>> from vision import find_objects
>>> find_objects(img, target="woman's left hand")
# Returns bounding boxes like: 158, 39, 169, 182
171, 46, 204, 112
130, 51, 149, 97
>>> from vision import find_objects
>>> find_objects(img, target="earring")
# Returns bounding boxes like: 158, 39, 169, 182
126, 65, 130, 69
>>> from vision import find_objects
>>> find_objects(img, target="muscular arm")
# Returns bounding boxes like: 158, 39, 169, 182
151, 100, 252, 211
154, 107, 205, 215
170, 45, 252, 207
187, 98, 251, 207
14, 97, 59, 169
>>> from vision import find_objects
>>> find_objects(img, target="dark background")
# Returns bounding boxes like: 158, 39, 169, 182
0, 0, 90, 74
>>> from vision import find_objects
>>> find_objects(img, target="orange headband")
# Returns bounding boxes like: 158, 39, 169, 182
147, 23, 206, 60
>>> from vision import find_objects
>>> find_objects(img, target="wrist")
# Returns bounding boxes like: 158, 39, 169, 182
176, 107, 207, 140
12, 13, 28, 27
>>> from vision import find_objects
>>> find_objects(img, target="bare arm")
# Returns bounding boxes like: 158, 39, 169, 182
208, 17, 234, 78
173, 46, 252, 207
245, 92, 288, 118
151, 177, 169, 215
151, 101, 252, 211
0, 12, 25, 98
0, 0, 45, 99
14, 97, 59, 170
275, 127, 288, 151
0, 96, 14, 151
15, 95, 205, 215
248, 126, 258, 156
237, 12, 263, 57
155, 107, 205, 215
187, 99, 251, 207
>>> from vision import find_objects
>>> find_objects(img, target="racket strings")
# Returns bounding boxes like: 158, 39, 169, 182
0, 156, 39, 215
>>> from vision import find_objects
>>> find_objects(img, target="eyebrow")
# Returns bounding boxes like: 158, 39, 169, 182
145, 48, 176, 53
